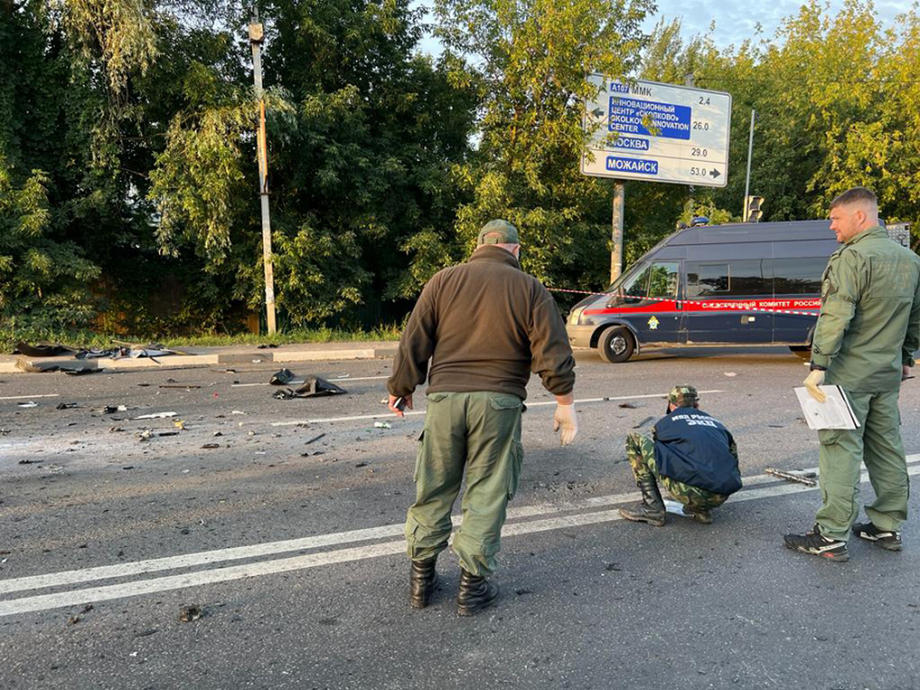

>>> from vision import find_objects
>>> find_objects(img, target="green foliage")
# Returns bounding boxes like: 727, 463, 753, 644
434, 0, 655, 294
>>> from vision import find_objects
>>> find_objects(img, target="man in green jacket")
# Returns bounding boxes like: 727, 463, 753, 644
785, 187, 920, 562
387, 219, 577, 615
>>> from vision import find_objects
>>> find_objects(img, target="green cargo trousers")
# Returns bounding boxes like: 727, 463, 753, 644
625, 432, 727, 511
816, 389, 910, 541
405, 391, 523, 577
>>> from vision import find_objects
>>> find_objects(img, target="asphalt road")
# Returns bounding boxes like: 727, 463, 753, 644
1, 346, 919, 689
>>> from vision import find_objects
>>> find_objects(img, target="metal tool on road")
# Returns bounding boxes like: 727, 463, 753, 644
764, 467, 817, 486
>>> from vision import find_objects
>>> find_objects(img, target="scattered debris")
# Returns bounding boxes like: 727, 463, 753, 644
764, 467, 817, 486
174, 420, 186, 430
201, 443, 220, 449
213, 431, 223, 437
109, 426, 124, 433
270, 368, 298, 385
103, 405, 128, 414
632, 416, 656, 429
724, 371, 737, 377
272, 376, 347, 399
55, 402, 78, 410
13, 342, 76, 357
231, 410, 246, 415
134, 411, 177, 420
257, 343, 278, 349
137, 429, 180, 441
18, 459, 38, 465
305, 433, 326, 445
178, 605, 202, 622
17, 401, 37, 408
134, 628, 158, 638
374, 421, 391, 429
618, 402, 638, 409
355, 462, 368, 468
159, 384, 201, 389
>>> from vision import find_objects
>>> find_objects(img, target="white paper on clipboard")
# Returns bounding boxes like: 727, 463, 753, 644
794, 385, 860, 430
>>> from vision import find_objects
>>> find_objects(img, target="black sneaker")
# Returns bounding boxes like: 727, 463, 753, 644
853, 522, 902, 552
784, 524, 849, 562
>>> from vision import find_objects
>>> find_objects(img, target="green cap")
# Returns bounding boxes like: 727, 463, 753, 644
668, 385, 699, 407
477, 219, 519, 246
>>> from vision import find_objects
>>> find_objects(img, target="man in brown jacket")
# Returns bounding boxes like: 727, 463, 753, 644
387, 219, 577, 615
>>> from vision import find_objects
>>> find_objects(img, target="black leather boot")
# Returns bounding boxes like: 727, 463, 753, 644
457, 569, 498, 616
618, 476, 666, 526
409, 558, 439, 609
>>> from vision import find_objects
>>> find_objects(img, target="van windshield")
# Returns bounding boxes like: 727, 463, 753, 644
623, 262, 679, 299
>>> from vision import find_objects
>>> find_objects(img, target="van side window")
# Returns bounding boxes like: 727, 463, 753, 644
623, 262, 679, 299
686, 262, 728, 297
773, 258, 826, 294
728, 259, 771, 295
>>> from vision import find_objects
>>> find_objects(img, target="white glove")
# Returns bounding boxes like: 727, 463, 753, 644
803, 369, 827, 403
553, 403, 578, 445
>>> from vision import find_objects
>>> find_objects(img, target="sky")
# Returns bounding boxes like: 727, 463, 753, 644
415, 0, 910, 55
647, 0, 908, 48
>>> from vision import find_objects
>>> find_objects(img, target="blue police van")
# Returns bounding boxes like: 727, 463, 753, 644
565, 219, 842, 362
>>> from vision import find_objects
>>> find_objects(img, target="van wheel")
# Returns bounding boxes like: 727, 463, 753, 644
598, 326, 635, 363
789, 346, 811, 361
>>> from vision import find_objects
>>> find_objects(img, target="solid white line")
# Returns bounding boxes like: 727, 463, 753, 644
7, 462, 920, 617
269, 390, 726, 426
2, 456, 917, 613
232, 376, 389, 388
0, 394, 61, 401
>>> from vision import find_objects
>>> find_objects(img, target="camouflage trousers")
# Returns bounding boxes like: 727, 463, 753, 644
625, 432, 727, 511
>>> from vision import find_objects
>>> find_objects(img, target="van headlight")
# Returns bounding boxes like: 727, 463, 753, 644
568, 307, 584, 325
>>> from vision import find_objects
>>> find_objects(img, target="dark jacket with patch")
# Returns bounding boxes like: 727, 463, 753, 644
387, 245, 575, 401
653, 406, 742, 495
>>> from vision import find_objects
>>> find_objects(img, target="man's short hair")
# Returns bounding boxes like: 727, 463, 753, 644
477, 219, 519, 246
830, 186, 877, 210
668, 385, 699, 407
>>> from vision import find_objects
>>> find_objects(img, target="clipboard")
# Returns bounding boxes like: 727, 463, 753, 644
794, 385, 860, 430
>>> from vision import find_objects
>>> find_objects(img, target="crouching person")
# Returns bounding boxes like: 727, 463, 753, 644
619, 385, 742, 526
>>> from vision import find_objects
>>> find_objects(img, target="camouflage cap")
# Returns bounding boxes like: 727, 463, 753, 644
477, 219, 519, 246
668, 384, 699, 407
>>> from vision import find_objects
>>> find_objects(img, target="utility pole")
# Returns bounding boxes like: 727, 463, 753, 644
249, 12, 277, 334
743, 109, 756, 222
610, 181, 625, 284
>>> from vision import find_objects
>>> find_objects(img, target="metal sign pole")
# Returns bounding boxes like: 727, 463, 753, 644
611, 181, 625, 284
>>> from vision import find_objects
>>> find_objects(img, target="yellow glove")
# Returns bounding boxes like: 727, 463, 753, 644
803, 369, 826, 403
553, 403, 578, 445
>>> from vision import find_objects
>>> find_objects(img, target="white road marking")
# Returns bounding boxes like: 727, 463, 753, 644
232, 375, 389, 388
0, 394, 60, 401
2, 456, 917, 616
268, 390, 726, 426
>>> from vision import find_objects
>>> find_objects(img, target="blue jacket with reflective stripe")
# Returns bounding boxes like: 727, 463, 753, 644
653, 407, 742, 495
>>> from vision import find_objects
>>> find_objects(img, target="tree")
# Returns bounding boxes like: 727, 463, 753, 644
434, 0, 655, 297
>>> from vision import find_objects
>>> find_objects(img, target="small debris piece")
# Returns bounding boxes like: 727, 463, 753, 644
18, 459, 38, 464
305, 433, 326, 445
724, 371, 737, 377
231, 410, 246, 415
355, 461, 368, 468
103, 405, 128, 414
374, 421, 391, 429
179, 605, 202, 622
174, 420, 186, 430
135, 411, 177, 420
632, 416, 655, 429
618, 402, 638, 409
56, 402, 78, 410
17, 401, 37, 408
201, 443, 220, 449
764, 467, 817, 486
270, 368, 297, 385
159, 384, 201, 389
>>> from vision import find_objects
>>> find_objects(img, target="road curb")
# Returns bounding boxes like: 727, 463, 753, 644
0, 346, 399, 375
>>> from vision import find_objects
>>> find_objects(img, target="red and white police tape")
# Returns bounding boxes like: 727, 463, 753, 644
546, 287, 822, 318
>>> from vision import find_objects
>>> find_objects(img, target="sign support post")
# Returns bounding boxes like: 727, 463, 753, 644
611, 181, 625, 283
